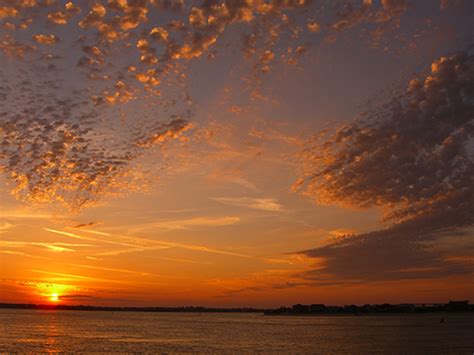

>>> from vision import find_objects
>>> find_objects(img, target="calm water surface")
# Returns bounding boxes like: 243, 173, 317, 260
1, 309, 473, 353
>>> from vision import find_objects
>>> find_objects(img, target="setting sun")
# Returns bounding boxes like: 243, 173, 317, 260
50, 293, 59, 302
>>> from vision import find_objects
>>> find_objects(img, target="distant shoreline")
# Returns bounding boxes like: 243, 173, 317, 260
0, 303, 264, 313
1, 301, 472, 315
264, 301, 473, 315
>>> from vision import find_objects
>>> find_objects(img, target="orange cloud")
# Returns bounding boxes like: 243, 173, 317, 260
32, 34, 58, 45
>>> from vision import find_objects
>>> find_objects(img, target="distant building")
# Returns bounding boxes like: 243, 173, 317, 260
446, 300, 469, 312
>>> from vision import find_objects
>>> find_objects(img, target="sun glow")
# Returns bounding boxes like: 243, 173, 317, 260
36, 282, 74, 303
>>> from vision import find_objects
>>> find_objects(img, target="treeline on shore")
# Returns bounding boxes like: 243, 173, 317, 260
1, 300, 472, 314
264, 301, 473, 315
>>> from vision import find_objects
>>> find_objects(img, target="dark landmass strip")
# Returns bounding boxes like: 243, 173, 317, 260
0, 303, 263, 313
264, 301, 473, 315
0, 301, 472, 314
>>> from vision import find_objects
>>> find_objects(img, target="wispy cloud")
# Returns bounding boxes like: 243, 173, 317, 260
43, 245, 76, 252
31, 269, 134, 285
0, 250, 49, 260
126, 216, 241, 232
0, 210, 53, 220
0, 240, 93, 253
212, 197, 283, 212
71, 264, 151, 277
130, 239, 250, 258
45, 227, 250, 258
43, 228, 140, 248
156, 256, 212, 265
0, 222, 14, 233
68, 228, 111, 236
95, 245, 171, 257
44, 228, 105, 241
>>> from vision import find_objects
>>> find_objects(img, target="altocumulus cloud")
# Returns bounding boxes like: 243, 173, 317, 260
0, 69, 190, 210
0, 0, 463, 212
293, 49, 474, 282
0, 0, 318, 211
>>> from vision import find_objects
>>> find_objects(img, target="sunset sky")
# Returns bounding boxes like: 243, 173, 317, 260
0, 0, 473, 307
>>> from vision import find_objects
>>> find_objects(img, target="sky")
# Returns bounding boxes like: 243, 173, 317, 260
0, 0, 473, 307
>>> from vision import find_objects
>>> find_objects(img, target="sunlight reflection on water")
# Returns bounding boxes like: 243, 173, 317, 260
1, 309, 473, 353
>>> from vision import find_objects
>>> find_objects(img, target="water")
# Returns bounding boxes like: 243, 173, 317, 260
1, 309, 473, 353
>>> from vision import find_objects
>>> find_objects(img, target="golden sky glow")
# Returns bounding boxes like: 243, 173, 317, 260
0, 0, 473, 307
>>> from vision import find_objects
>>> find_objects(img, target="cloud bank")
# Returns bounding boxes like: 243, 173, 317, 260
294, 49, 474, 282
